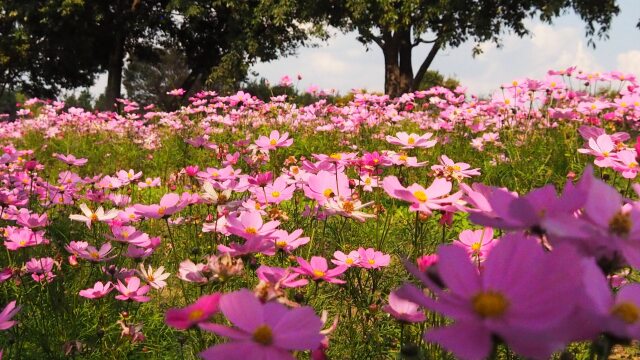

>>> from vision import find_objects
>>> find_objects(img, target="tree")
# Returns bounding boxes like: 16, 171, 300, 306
169, 0, 328, 95
323, 0, 621, 97
417, 70, 460, 90
1, 0, 173, 108
123, 47, 190, 110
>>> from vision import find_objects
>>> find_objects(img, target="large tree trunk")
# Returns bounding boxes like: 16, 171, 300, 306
382, 34, 401, 98
103, 31, 126, 111
398, 28, 413, 95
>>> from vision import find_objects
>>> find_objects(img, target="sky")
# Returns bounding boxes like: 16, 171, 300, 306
90, 0, 640, 98
251, 0, 640, 97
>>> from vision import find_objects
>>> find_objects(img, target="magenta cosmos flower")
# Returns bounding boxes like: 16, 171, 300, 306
382, 176, 456, 214
454, 228, 496, 263
383, 290, 426, 323
225, 210, 280, 241
114, 277, 151, 302
79, 281, 113, 299
356, 247, 390, 269
397, 233, 583, 360
165, 293, 221, 330
133, 193, 188, 219
255, 130, 293, 151
53, 153, 88, 166
198, 289, 323, 360
293, 256, 347, 284
0, 300, 20, 330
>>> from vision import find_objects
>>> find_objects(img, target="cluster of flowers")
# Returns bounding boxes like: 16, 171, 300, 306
389, 166, 640, 359
1, 67, 640, 359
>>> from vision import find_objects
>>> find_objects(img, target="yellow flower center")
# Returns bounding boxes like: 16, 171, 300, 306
158, 207, 166, 216
122, 231, 129, 239
609, 211, 632, 237
472, 291, 509, 318
621, 102, 628, 108
603, 151, 610, 157
591, 104, 597, 110
630, 163, 638, 169
471, 242, 482, 252
245, 227, 258, 234
504, 99, 510, 105
329, 153, 342, 160
368, 259, 375, 265
612, 302, 640, 324
19, 240, 27, 246
313, 270, 325, 278
342, 201, 355, 213
365, 178, 372, 185
188, 309, 204, 322
550, 82, 556, 87
323, 189, 334, 198
252, 325, 273, 346
147, 274, 155, 282
276, 240, 287, 248
212, 172, 219, 178
407, 137, 415, 145
269, 139, 277, 146
413, 191, 428, 203
90, 213, 99, 222
345, 258, 354, 265
271, 191, 280, 198
399, 155, 408, 162
291, 166, 299, 174
90, 252, 100, 259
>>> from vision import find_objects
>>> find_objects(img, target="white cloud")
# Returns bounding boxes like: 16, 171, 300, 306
617, 50, 640, 75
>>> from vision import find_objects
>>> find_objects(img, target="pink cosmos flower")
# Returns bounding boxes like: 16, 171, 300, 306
25, 257, 56, 283
323, 198, 376, 222
69, 204, 119, 228
4, 227, 47, 250
578, 134, 617, 167
255, 130, 293, 151
612, 149, 639, 179
431, 155, 481, 181
271, 229, 310, 253
583, 261, 640, 340
0, 300, 20, 330
397, 233, 583, 360
385, 132, 437, 149
79, 281, 114, 299
114, 277, 151, 302
383, 291, 426, 323
16, 211, 48, 228
332, 250, 360, 267
303, 170, 351, 204
256, 266, 309, 289
165, 293, 221, 330
133, 193, 188, 219
116, 169, 142, 185
293, 257, 347, 284
383, 176, 456, 214
178, 260, 209, 284
225, 211, 280, 241
78, 243, 115, 262
53, 153, 88, 166
138, 177, 161, 189
198, 289, 323, 360
454, 228, 496, 263
356, 248, 391, 269
252, 176, 295, 204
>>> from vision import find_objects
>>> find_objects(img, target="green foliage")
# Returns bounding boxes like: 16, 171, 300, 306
416, 70, 460, 91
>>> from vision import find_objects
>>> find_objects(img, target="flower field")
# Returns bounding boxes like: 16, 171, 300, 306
2, 67, 640, 359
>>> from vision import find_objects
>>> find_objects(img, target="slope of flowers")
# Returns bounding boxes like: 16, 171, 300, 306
0, 67, 640, 359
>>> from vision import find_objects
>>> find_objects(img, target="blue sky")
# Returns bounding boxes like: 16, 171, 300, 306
252, 0, 640, 96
